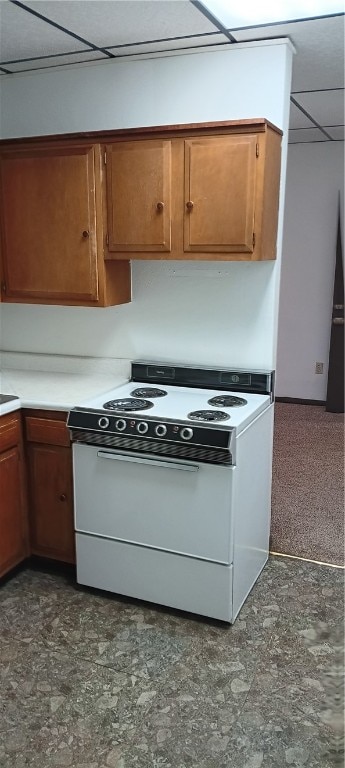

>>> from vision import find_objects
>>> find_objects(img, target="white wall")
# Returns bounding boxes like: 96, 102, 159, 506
276, 140, 344, 400
0, 40, 293, 371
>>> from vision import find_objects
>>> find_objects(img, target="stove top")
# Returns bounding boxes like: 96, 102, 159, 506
74, 378, 271, 431
67, 362, 274, 466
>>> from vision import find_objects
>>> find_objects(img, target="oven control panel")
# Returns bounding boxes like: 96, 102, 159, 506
68, 410, 232, 449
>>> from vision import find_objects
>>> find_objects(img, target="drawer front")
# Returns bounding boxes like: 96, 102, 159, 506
25, 416, 70, 447
76, 533, 234, 622
0, 413, 21, 452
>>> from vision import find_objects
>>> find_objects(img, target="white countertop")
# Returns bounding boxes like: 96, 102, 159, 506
0, 353, 131, 416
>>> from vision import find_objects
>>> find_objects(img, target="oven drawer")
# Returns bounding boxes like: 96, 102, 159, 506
76, 533, 234, 622
73, 443, 234, 564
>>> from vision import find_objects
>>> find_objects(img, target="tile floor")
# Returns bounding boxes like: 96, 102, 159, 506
0, 556, 344, 768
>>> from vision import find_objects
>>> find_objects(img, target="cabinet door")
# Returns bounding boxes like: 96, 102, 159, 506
0, 420, 28, 578
184, 135, 257, 255
105, 140, 172, 255
0, 145, 99, 302
27, 442, 75, 564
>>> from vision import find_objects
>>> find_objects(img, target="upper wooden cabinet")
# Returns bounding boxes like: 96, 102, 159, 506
0, 120, 282, 297
105, 139, 172, 255
103, 120, 282, 262
0, 142, 131, 306
184, 134, 257, 255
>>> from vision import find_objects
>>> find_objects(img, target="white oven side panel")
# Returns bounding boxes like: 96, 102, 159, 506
76, 534, 233, 622
232, 404, 274, 620
73, 444, 234, 563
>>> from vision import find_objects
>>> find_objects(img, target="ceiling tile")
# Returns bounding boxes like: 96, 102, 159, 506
23, 0, 219, 49
233, 15, 345, 92
289, 100, 315, 129
111, 33, 228, 56
6, 50, 109, 73
327, 125, 345, 140
0, 0, 89, 61
294, 89, 344, 128
288, 127, 329, 143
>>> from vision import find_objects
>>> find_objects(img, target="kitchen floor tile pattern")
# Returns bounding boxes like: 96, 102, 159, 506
1, 557, 344, 767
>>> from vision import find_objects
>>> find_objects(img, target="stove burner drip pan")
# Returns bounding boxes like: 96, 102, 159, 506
208, 395, 247, 408
103, 398, 154, 412
188, 410, 230, 422
130, 387, 167, 398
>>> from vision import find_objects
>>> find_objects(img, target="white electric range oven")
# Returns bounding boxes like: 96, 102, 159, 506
67, 361, 274, 622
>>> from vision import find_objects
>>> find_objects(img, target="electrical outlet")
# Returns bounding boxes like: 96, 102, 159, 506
315, 362, 324, 374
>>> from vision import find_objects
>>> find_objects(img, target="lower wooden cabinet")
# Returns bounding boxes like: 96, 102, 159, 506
0, 412, 29, 577
24, 410, 75, 564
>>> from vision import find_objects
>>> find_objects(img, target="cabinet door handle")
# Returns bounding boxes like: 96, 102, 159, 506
186, 201, 194, 212
82, 230, 90, 238
156, 201, 164, 212
59, 493, 67, 502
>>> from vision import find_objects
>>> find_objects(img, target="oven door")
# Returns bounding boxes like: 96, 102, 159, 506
73, 442, 234, 564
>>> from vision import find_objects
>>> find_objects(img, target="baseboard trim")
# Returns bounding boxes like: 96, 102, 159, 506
275, 397, 326, 406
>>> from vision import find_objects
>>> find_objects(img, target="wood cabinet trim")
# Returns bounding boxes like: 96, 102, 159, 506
0, 119, 282, 151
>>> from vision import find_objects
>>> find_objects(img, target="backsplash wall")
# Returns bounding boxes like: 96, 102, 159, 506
2, 261, 277, 369
0, 40, 293, 370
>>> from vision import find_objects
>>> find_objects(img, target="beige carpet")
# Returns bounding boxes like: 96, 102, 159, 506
270, 402, 344, 567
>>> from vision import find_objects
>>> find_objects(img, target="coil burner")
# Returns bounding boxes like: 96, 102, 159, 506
103, 398, 154, 411
208, 395, 247, 408
187, 410, 230, 422
130, 388, 168, 398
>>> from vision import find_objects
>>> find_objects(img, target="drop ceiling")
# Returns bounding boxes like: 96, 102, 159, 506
0, 0, 344, 144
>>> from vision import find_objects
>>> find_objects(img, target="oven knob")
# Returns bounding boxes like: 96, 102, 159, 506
115, 418, 127, 431
180, 427, 193, 441
98, 416, 110, 429
137, 421, 148, 434
155, 424, 167, 437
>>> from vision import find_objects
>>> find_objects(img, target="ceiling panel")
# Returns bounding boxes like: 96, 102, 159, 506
327, 125, 345, 140
233, 15, 345, 92
0, 0, 89, 60
294, 89, 345, 127
288, 127, 329, 143
7, 50, 109, 72
288, 101, 315, 129
23, 0, 219, 49
110, 33, 228, 56
0, 1, 343, 146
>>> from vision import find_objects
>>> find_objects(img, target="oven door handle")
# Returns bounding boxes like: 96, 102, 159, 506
96, 450, 199, 472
